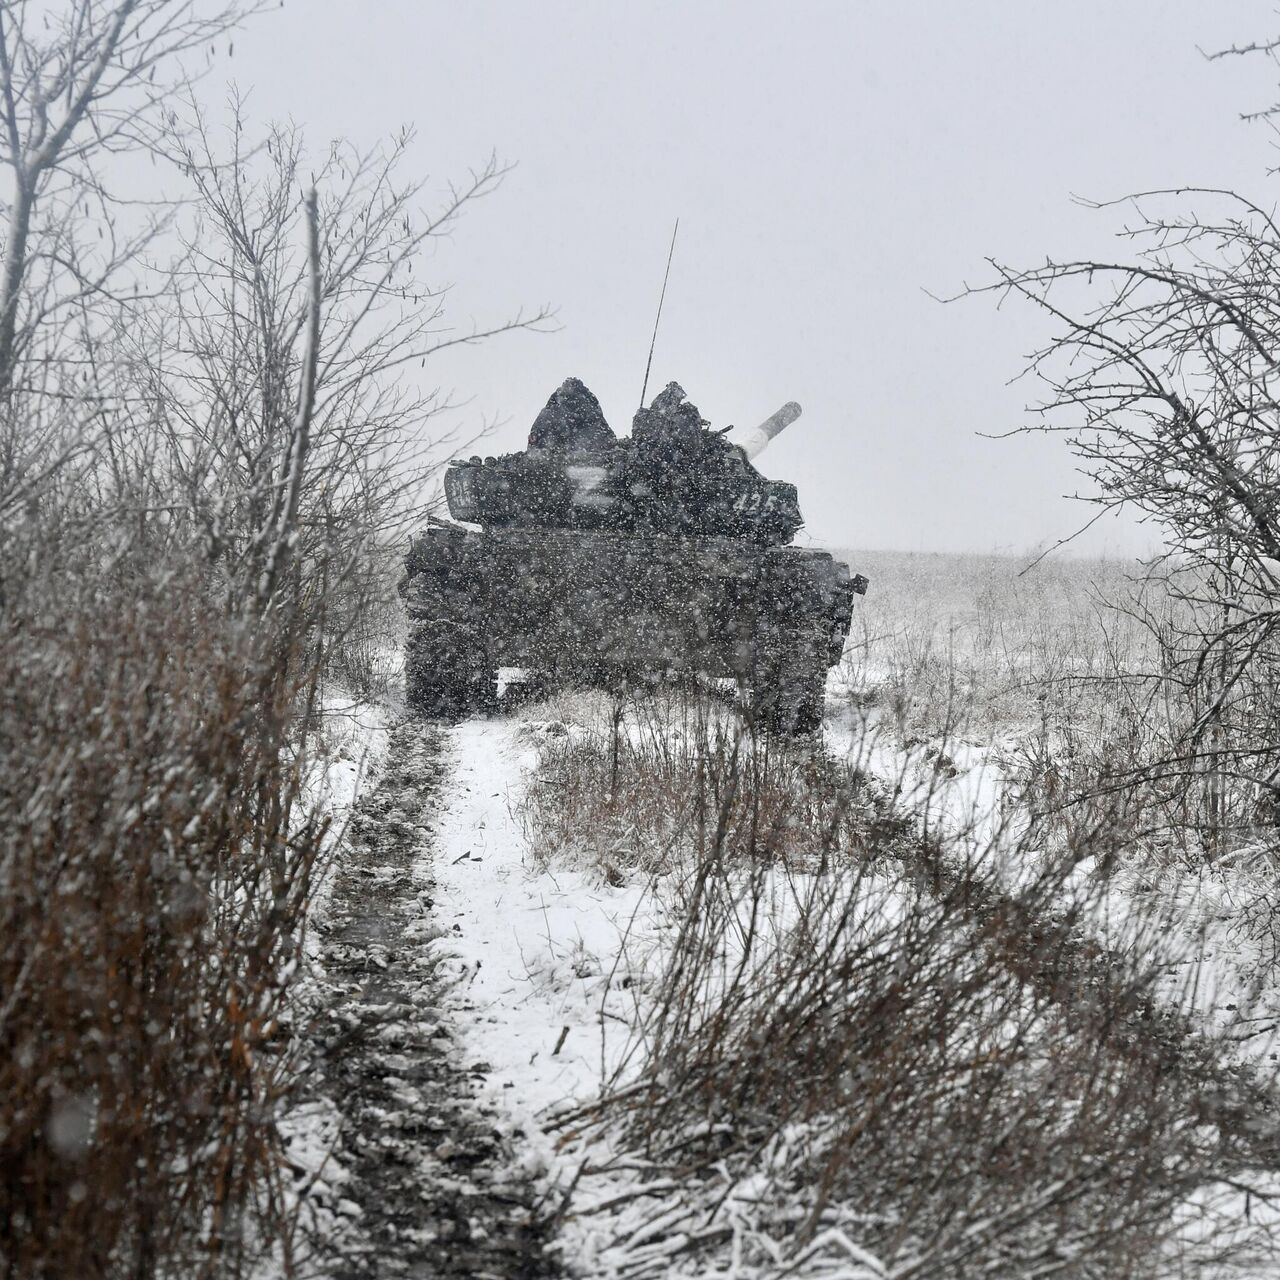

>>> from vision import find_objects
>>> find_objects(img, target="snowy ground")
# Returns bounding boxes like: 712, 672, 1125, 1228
276, 709, 564, 1278
268, 690, 396, 1278
827, 641, 1280, 1056
486, 686, 1280, 1269
267, 665, 1280, 1277
430, 717, 658, 1142
427, 714, 681, 1274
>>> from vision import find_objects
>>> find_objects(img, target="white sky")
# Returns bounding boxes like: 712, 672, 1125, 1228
227, 1, 1280, 555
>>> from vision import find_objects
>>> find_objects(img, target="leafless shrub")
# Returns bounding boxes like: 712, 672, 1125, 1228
529, 694, 1280, 1278
0, 554, 329, 1278
319, 544, 406, 701
137, 104, 544, 589
115, 101, 548, 694
960, 168, 1280, 868
0, 3, 544, 1273
0, 0, 264, 528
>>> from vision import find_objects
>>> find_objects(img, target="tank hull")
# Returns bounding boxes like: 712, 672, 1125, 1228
401, 525, 862, 733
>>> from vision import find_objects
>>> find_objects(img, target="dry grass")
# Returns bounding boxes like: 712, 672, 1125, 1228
321, 546, 407, 701
522, 687, 909, 880
522, 688, 1280, 1278
837, 548, 1158, 740
833, 550, 1272, 864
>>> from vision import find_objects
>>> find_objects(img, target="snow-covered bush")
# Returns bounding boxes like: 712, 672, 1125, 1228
0, 550, 330, 1276
0, 3, 539, 1270
528, 697, 1279, 1278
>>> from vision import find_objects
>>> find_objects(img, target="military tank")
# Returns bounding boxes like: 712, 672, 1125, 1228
400, 378, 867, 733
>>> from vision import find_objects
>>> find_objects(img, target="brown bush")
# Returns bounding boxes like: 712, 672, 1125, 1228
0, 557, 327, 1278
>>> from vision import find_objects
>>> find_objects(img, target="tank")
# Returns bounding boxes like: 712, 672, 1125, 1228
400, 378, 868, 733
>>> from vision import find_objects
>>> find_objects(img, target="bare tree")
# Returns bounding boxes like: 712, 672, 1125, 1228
969, 180, 1280, 854
100, 99, 552, 695
0, 5, 551, 1274
0, 0, 260, 529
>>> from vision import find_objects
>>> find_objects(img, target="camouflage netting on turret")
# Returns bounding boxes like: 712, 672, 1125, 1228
527, 377, 616, 452
444, 379, 804, 544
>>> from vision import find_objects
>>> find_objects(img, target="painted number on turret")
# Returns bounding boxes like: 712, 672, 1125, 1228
452, 469, 475, 503
732, 490, 785, 513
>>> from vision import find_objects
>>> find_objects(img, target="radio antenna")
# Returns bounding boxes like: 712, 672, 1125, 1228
639, 218, 680, 410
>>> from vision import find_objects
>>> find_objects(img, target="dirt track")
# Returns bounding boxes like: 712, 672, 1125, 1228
313, 721, 558, 1279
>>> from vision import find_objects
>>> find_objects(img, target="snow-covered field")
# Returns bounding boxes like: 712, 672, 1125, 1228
281, 552, 1280, 1277
397, 701, 1273, 1275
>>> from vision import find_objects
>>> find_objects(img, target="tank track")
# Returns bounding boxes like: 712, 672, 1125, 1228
749, 625, 828, 735
402, 529, 496, 717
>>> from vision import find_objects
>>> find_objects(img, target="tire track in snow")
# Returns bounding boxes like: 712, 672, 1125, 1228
314, 720, 559, 1279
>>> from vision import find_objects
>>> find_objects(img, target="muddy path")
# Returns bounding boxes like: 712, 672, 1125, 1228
312, 720, 558, 1279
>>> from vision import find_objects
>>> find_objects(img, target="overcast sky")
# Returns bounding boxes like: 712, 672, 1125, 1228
228, 1, 1280, 556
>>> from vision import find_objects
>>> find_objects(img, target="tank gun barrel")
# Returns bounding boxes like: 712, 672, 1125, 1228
728, 401, 802, 461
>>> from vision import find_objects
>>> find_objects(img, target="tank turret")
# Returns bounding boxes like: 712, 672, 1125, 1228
443, 379, 804, 544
